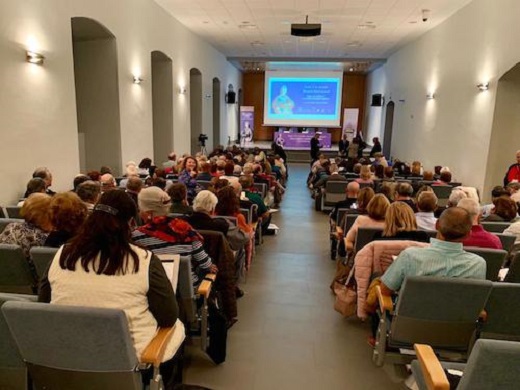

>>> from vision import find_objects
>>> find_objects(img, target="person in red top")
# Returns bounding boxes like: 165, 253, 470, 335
458, 198, 502, 249
504, 150, 520, 186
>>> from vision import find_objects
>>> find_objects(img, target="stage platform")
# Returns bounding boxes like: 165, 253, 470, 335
241, 141, 339, 163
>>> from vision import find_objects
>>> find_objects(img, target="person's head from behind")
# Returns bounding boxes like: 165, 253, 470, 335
24, 178, 46, 198
383, 167, 394, 179
372, 137, 379, 144
374, 164, 384, 179
224, 161, 235, 176
383, 202, 417, 236
366, 194, 390, 221
422, 170, 434, 181
32, 167, 52, 188
437, 207, 472, 242
100, 174, 116, 191
138, 186, 171, 220
215, 186, 240, 217
126, 176, 143, 193
50, 192, 88, 236
417, 191, 438, 213
211, 178, 230, 194
200, 161, 211, 174
411, 161, 422, 176
73, 174, 90, 192
457, 198, 480, 225
506, 182, 520, 195
193, 190, 218, 215
396, 182, 413, 200
99, 166, 112, 175
138, 158, 152, 170
440, 171, 452, 183
380, 182, 396, 202
60, 190, 140, 275
353, 163, 362, 175
357, 187, 375, 213
77, 180, 101, 205
448, 189, 467, 207
20, 193, 52, 232
492, 197, 518, 221
167, 183, 188, 204
346, 181, 360, 198
239, 175, 254, 191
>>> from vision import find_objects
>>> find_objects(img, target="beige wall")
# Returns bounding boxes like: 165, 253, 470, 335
0, 0, 241, 203
365, 0, 520, 200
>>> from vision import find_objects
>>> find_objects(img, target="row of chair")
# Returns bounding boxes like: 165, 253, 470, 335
373, 277, 520, 368
0, 206, 21, 219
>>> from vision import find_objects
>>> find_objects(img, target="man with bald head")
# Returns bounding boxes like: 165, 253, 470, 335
100, 173, 116, 192
330, 181, 360, 223
380, 207, 486, 294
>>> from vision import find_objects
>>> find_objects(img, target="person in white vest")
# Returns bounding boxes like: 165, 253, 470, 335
39, 190, 185, 389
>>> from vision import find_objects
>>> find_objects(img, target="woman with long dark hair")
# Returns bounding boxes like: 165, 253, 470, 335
39, 190, 183, 389
178, 156, 199, 202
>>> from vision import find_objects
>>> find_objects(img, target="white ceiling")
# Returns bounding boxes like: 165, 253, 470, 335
154, 0, 473, 66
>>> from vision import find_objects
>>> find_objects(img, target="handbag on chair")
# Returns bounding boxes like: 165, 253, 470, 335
333, 266, 357, 317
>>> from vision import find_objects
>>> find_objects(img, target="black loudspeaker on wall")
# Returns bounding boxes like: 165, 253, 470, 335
226, 91, 236, 104
371, 94, 383, 107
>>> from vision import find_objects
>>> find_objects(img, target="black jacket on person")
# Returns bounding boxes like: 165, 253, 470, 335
370, 142, 382, 157
310, 137, 321, 160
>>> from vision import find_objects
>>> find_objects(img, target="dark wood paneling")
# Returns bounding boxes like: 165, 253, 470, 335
242, 72, 367, 143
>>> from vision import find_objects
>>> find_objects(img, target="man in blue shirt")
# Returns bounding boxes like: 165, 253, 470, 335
381, 207, 486, 295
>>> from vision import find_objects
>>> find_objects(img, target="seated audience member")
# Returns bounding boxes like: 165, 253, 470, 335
39, 190, 183, 389
380, 182, 396, 202
150, 177, 167, 190
214, 159, 226, 177
197, 161, 213, 182
125, 176, 143, 208
373, 202, 430, 242
433, 165, 442, 180
32, 167, 55, 196
409, 161, 423, 179
87, 170, 101, 182
457, 198, 502, 249
422, 170, 434, 181
18, 178, 46, 206
72, 174, 90, 192
163, 152, 177, 169
76, 180, 101, 213
118, 162, 139, 188
167, 183, 193, 215
395, 182, 417, 212
345, 194, 390, 252
178, 156, 199, 202
216, 186, 253, 236
504, 218, 520, 252
330, 181, 360, 224
0, 193, 52, 257
503, 150, 520, 186
435, 188, 468, 218
182, 190, 228, 235
380, 207, 486, 295
481, 186, 510, 218
373, 164, 385, 180
433, 171, 452, 186
45, 192, 88, 248
220, 161, 239, 185
137, 158, 152, 177
314, 163, 347, 189
132, 187, 216, 288
239, 175, 271, 233
507, 182, 520, 203
372, 152, 388, 168
99, 165, 113, 175
355, 165, 374, 185
415, 191, 438, 231
382, 167, 395, 182
483, 196, 518, 222
100, 173, 117, 192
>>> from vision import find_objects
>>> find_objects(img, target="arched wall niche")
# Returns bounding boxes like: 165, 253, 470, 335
190, 68, 203, 155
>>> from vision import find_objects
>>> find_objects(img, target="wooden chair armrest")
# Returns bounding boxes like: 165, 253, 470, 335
141, 326, 176, 367
197, 273, 217, 298
414, 344, 450, 390
376, 285, 393, 313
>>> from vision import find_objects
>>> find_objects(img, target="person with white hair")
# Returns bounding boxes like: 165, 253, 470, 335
457, 198, 502, 249
503, 150, 520, 186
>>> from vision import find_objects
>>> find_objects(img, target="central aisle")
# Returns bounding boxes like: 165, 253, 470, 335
185, 164, 401, 389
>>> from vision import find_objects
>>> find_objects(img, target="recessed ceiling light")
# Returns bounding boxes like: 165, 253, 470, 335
349, 68, 354, 72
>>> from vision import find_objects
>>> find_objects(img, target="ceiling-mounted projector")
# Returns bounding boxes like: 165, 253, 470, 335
291, 15, 321, 37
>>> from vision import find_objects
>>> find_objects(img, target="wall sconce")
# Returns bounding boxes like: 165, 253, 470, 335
179, 86, 187, 95
133, 75, 143, 84
477, 82, 489, 91
205, 94, 212, 99
26, 51, 44, 65
426, 92, 435, 100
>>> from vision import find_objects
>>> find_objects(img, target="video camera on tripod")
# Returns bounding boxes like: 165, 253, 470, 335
198, 133, 208, 146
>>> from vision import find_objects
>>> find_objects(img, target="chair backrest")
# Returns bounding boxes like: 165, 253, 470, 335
177, 257, 196, 323
2, 301, 142, 390
0, 218, 24, 234
464, 247, 507, 281
480, 282, 520, 341
197, 180, 212, 190
391, 276, 492, 349
0, 207, 5, 218
240, 208, 251, 224
0, 294, 37, 390
253, 183, 267, 199
29, 247, 58, 279
343, 214, 360, 235
458, 339, 520, 390
495, 233, 516, 253
336, 208, 349, 227
505, 252, 520, 283
0, 244, 35, 294
481, 221, 511, 233
214, 216, 237, 226
431, 186, 453, 207
355, 227, 383, 253
358, 182, 374, 190
5, 207, 22, 219
423, 230, 437, 240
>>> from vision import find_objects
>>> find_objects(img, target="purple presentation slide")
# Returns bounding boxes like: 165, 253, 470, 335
273, 131, 332, 150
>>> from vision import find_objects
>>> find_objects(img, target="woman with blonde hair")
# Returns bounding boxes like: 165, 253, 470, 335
355, 165, 374, 185
374, 202, 430, 242
345, 194, 390, 252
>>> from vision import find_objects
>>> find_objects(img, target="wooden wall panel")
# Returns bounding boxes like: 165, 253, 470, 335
242, 72, 367, 143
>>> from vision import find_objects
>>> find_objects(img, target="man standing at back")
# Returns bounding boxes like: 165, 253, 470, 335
310, 133, 321, 165
380, 207, 486, 295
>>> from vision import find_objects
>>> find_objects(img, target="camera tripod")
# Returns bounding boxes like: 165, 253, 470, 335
199, 143, 207, 155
